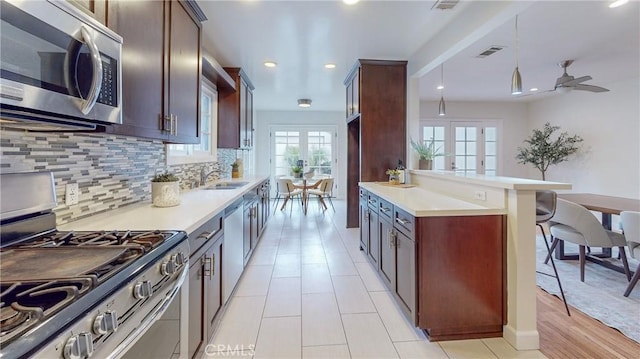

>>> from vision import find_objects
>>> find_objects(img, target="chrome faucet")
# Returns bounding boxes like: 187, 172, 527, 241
200, 167, 217, 186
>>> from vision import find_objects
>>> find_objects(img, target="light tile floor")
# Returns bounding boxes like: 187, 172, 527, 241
204, 199, 547, 359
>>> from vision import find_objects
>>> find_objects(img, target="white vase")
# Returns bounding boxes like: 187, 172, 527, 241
152, 181, 181, 207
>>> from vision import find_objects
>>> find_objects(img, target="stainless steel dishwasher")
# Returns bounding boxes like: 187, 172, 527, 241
222, 199, 244, 303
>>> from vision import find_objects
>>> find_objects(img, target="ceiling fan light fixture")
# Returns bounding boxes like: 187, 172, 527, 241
298, 98, 312, 108
511, 67, 523, 95
264, 61, 277, 68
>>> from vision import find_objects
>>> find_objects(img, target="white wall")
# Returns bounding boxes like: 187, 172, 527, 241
254, 110, 347, 198
415, 101, 530, 177
527, 76, 640, 199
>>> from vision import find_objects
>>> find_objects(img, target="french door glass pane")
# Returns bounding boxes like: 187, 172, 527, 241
454, 126, 477, 174
307, 131, 333, 176
484, 126, 498, 175
422, 125, 446, 170
274, 131, 300, 176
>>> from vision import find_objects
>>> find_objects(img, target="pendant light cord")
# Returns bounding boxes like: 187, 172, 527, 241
515, 15, 519, 67
440, 63, 444, 95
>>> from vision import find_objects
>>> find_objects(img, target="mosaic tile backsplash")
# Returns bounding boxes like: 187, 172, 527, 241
0, 129, 240, 225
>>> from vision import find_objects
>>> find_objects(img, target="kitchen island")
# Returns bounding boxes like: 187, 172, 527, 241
361, 170, 571, 350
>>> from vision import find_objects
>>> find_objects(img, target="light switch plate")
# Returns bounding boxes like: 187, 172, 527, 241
65, 183, 79, 206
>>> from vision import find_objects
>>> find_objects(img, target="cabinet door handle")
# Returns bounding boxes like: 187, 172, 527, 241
173, 115, 178, 136
387, 229, 392, 249
163, 115, 171, 133
364, 209, 370, 220
203, 256, 212, 278
395, 217, 410, 225
211, 254, 215, 278
380, 207, 390, 213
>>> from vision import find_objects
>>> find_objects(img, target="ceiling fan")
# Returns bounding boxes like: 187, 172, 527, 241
552, 60, 609, 93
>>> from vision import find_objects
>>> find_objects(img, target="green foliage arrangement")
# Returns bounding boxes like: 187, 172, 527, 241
410, 137, 443, 160
291, 165, 303, 174
151, 171, 179, 182
385, 169, 401, 176
516, 122, 583, 180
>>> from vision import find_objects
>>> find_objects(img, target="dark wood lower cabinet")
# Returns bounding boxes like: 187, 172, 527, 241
416, 215, 506, 341
359, 186, 506, 342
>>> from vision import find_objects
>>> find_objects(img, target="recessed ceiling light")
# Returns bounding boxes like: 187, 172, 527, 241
264, 61, 277, 68
324, 63, 336, 69
530, 88, 539, 92
298, 99, 312, 108
436, 85, 444, 90
343, 0, 359, 5
609, 0, 628, 8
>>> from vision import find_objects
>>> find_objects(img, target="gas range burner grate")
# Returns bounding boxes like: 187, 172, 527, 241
20, 230, 168, 250
0, 277, 94, 345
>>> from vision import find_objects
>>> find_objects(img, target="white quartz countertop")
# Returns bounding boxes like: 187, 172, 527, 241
59, 176, 269, 235
360, 182, 506, 217
409, 170, 572, 190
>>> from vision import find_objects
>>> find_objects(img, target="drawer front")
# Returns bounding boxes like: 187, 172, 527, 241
378, 197, 393, 221
189, 212, 223, 256
359, 188, 368, 204
393, 207, 415, 240
367, 192, 378, 209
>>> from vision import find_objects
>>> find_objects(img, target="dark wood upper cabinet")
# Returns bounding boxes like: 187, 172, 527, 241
218, 68, 255, 149
104, 0, 201, 144
345, 60, 407, 228
67, 0, 107, 24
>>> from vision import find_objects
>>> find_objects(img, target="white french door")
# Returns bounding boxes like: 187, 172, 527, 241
420, 120, 501, 175
270, 125, 338, 191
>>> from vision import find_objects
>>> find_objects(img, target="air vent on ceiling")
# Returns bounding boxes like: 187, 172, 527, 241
432, 0, 459, 10
476, 46, 505, 58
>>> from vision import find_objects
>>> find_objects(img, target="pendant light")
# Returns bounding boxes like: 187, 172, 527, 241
438, 64, 446, 116
511, 15, 523, 95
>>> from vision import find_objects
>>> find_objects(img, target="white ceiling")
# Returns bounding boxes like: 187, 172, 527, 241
198, 0, 640, 111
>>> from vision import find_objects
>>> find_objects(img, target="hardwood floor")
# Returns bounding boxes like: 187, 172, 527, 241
537, 288, 640, 358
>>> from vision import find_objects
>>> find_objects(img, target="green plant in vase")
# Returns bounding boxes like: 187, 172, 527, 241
410, 137, 444, 170
151, 171, 180, 207
291, 165, 303, 178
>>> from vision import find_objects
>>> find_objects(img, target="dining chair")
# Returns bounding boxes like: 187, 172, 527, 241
276, 178, 303, 213
307, 177, 334, 211
535, 191, 570, 315
272, 175, 286, 213
549, 198, 632, 282
621, 211, 640, 297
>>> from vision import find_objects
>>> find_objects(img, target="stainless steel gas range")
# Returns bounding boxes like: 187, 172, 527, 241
0, 172, 189, 358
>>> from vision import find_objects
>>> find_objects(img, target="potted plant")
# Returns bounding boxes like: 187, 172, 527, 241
291, 165, 303, 178
410, 137, 443, 170
231, 162, 240, 178
516, 122, 583, 180
151, 171, 181, 207
386, 169, 401, 185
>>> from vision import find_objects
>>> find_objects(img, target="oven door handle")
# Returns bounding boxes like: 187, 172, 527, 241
106, 263, 188, 359
79, 26, 103, 115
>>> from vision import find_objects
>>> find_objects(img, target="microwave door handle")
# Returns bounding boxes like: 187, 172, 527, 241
78, 26, 103, 115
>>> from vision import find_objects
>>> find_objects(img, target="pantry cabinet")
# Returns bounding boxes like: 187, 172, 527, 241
345, 60, 407, 228
218, 68, 255, 148
104, 0, 202, 143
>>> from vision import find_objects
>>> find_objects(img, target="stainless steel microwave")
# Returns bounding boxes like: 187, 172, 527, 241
0, 0, 122, 131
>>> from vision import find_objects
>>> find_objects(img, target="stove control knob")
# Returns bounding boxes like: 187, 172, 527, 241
63, 332, 94, 359
174, 252, 187, 266
93, 310, 119, 335
161, 259, 177, 276
133, 280, 153, 299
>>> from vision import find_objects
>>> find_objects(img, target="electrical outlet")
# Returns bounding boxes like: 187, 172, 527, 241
474, 190, 487, 201
65, 183, 79, 206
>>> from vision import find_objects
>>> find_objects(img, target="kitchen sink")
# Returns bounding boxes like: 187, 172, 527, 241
203, 181, 249, 190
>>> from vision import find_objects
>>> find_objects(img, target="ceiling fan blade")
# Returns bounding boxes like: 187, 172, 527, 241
517, 89, 555, 98
562, 75, 592, 87
574, 84, 609, 92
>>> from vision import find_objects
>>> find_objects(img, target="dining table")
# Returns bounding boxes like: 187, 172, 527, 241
555, 193, 640, 274
278, 177, 322, 214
